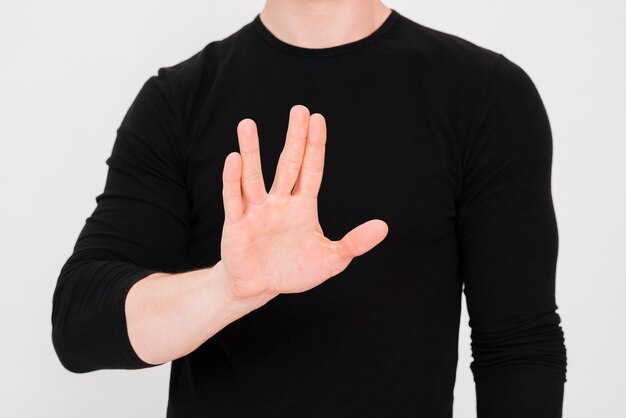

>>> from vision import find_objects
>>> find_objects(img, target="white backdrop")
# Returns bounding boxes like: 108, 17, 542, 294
1, 1, 624, 416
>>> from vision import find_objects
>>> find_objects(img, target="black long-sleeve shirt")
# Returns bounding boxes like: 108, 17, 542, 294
51, 8, 567, 417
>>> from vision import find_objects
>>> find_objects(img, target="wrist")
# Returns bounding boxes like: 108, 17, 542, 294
209, 260, 278, 311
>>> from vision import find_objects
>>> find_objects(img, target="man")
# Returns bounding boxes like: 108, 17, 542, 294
51, 0, 567, 416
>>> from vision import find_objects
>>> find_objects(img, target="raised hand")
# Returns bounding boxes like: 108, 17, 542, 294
220, 105, 389, 300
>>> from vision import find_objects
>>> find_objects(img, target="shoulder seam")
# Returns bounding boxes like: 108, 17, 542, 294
155, 68, 188, 188
465, 53, 505, 149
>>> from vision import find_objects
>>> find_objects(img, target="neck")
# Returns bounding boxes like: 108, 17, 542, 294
259, 0, 392, 49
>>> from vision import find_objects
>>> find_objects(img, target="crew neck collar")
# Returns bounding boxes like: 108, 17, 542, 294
252, 9, 400, 58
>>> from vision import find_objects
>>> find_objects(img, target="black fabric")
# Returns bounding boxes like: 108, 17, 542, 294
51, 8, 567, 417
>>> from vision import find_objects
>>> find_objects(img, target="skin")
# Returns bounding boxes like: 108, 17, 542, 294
126, 1, 390, 366
259, 0, 392, 49
222, 106, 388, 299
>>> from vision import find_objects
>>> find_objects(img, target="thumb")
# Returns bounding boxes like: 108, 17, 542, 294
335, 219, 389, 259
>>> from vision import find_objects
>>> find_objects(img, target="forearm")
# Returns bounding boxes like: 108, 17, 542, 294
126, 260, 279, 365
476, 368, 565, 418
471, 311, 567, 417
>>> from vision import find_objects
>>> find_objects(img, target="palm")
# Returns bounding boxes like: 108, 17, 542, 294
222, 193, 338, 296
220, 105, 388, 300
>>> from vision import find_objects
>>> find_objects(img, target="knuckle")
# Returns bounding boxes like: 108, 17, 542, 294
242, 170, 263, 182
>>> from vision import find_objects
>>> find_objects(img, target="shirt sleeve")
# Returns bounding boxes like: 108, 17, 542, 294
457, 54, 567, 417
51, 68, 190, 373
